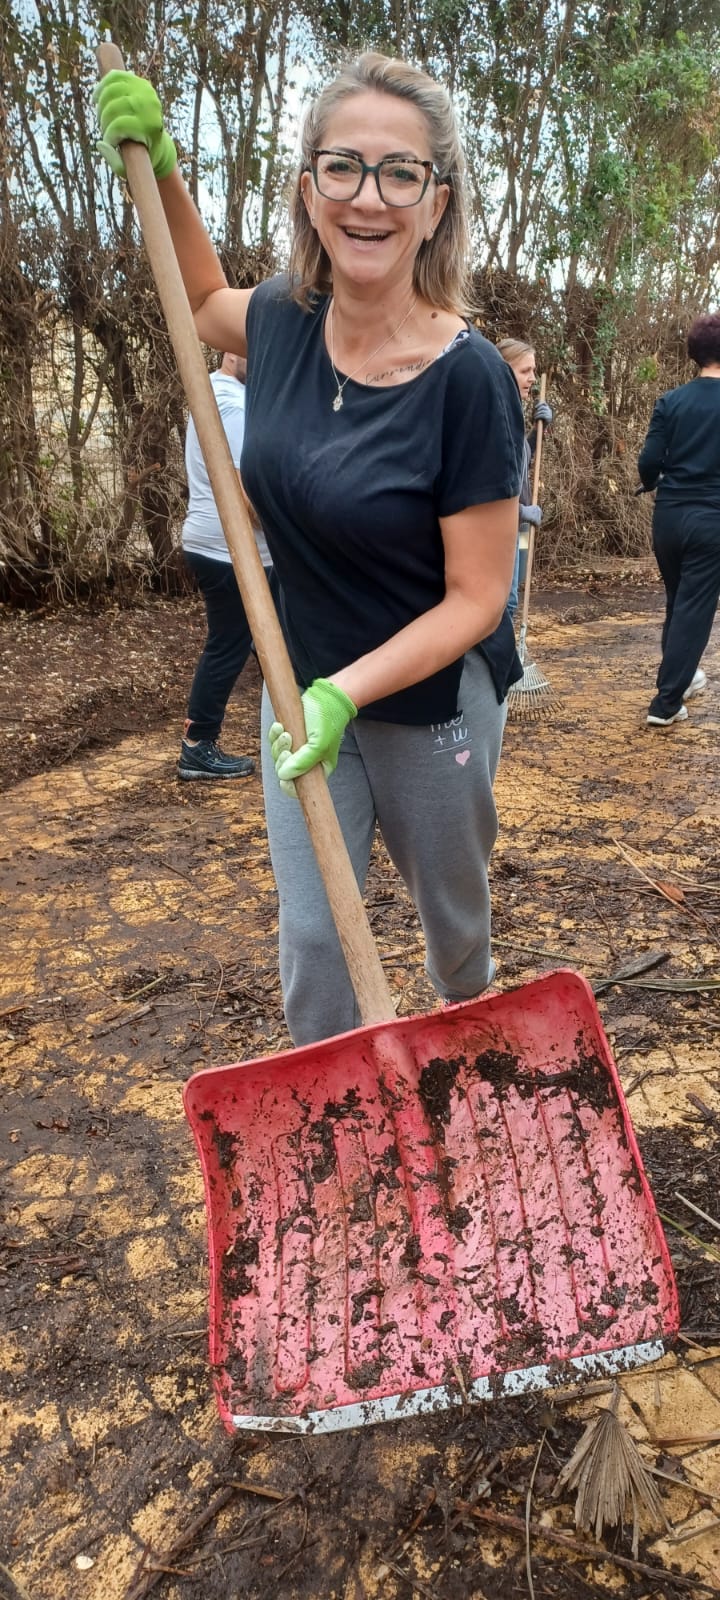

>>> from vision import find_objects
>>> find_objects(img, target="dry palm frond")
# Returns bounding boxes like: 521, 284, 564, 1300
553, 1388, 669, 1558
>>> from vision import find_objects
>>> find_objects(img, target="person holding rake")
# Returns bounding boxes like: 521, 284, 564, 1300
95, 52, 525, 1046
496, 338, 553, 622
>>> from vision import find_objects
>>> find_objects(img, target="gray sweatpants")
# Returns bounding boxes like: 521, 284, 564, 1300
260, 650, 506, 1046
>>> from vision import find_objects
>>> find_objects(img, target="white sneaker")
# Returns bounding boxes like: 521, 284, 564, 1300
647, 705, 689, 726
683, 668, 707, 700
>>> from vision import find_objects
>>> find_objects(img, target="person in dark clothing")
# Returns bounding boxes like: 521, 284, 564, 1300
638, 312, 720, 726
179, 352, 272, 781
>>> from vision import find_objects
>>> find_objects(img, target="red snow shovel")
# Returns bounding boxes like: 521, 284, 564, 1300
96, 44, 678, 1435
184, 971, 678, 1433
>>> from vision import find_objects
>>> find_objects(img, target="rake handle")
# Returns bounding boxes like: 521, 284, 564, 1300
96, 40, 395, 1026
517, 372, 546, 636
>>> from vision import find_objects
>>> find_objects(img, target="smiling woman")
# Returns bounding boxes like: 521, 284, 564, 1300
94, 50, 526, 1047
289, 55, 470, 321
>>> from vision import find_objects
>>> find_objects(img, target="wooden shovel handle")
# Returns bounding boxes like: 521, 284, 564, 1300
518, 372, 546, 633
96, 41, 395, 1025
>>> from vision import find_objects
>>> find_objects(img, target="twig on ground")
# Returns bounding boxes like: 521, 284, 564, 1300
675, 1332, 713, 1352
675, 1192, 720, 1234
125, 1484, 238, 1600
548, 1380, 617, 1405
671, 1516, 720, 1544
0, 1561, 34, 1600
274, 1500, 310, 1581
609, 837, 687, 907
655, 1431, 720, 1448
664, 868, 720, 891
687, 1093, 720, 1128
658, 1211, 720, 1263
648, 1463, 720, 1505
495, 939, 710, 992
220, 1491, 301, 1554
204, 958, 225, 1024
379, 1557, 444, 1598
134, 847, 195, 886
384, 1489, 437, 1561
93, 1001, 154, 1038
121, 973, 170, 1003
455, 1503, 720, 1595
452, 1362, 469, 1410
492, 937, 573, 962
624, 1067, 669, 1098
0, 1004, 28, 1022
182, 946, 225, 1029
136, 1562, 195, 1578
525, 1430, 546, 1600
589, 892, 619, 964
228, 1479, 288, 1501
610, 836, 717, 938
622, 978, 720, 991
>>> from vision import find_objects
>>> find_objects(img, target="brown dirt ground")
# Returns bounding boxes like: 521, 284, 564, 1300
2, 562, 720, 1600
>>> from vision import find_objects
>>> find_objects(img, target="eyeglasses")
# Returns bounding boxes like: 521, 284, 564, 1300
310, 149, 438, 208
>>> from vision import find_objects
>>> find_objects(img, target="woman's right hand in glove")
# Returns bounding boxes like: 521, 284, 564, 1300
93, 70, 177, 181
519, 503, 543, 528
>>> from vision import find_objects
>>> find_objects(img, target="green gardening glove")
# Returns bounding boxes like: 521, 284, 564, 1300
268, 679, 357, 797
93, 70, 177, 181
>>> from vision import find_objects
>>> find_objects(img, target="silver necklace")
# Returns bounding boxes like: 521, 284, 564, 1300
328, 296, 417, 411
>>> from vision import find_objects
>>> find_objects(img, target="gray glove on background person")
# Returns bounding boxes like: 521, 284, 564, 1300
520, 503, 543, 527
533, 400, 553, 425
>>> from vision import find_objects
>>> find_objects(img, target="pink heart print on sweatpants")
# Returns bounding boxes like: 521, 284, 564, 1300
431, 713, 471, 765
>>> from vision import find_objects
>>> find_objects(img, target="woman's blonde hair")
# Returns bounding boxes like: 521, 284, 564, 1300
288, 52, 471, 314
497, 337, 535, 366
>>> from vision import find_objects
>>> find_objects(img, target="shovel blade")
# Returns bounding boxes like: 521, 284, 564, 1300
184, 970, 678, 1434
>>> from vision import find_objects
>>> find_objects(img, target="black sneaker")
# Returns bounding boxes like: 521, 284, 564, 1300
177, 740, 255, 780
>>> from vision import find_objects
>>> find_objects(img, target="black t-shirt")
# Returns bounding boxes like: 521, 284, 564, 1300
242, 275, 525, 723
638, 377, 720, 506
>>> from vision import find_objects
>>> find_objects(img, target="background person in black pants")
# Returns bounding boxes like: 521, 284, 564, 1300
639, 312, 720, 727
179, 353, 272, 779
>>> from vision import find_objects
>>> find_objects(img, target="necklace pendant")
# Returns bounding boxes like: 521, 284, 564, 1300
332, 393, 344, 412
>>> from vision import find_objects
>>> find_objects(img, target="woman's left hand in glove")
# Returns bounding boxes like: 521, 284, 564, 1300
533, 400, 553, 425
93, 70, 177, 181
268, 678, 358, 796
519, 503, 543, 527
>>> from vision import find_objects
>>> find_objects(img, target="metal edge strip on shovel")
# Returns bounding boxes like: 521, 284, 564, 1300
228, 1343, 667, 1435
95, 42, 679, 1435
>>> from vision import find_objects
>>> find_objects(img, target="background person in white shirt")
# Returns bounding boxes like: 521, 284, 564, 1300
179, 353, 271, 780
